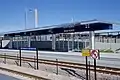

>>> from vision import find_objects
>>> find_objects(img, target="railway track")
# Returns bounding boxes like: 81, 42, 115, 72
0, 54, 120, 75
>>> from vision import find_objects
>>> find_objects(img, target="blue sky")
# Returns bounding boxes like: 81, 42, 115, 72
0, 0, 120, 32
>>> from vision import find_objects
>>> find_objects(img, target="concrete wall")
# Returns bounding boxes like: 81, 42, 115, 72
95, 42, 120, 51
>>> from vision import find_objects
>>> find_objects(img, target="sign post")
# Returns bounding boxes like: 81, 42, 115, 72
82, 49, 90, 80
90, 50, 100, 59
20, 47, 37, 69
94, 59, 96, 80
86, 56, 88, 80
90, 49, 100, 80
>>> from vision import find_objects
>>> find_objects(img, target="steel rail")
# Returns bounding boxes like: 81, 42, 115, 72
0, 54, 120, 75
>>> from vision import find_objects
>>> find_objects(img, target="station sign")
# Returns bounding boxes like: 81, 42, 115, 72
90, 49, 100, 59
21, 47, 37, 51
82, 49, 90, 57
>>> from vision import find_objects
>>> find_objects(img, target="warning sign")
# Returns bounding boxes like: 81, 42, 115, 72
90, 49, 100, 59
82, 49, 90, 57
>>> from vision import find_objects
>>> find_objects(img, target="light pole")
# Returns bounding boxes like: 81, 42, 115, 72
34, 9, 38, 28
24, 9, 27, 29
24, 8, 38, 48
24, 8, 38, 29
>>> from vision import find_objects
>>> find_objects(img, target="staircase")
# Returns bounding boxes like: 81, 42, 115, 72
2, 40, 11, 48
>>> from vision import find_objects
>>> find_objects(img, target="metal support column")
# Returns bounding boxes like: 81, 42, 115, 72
20, 36, 22, 48
62, 33, 64, 51
84, 40, 86, 49
9, 37, 13, 49
17, 37, 18, 49
28, 36, 31, 48
68, 36, 70, 52
72, 33, 74, 51
90, 31, 96, 80
90, 31, 95, 49
58, 34, 60, 51
52, 34, 56, 51
77, 34, 79, 51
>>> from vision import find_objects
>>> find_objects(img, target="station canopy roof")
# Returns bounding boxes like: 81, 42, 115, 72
4, 20, 113, 37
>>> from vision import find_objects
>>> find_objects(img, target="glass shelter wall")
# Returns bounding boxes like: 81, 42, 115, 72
4, 31, 120, 52
2, 32, 91, 52
55, 32, 90, 52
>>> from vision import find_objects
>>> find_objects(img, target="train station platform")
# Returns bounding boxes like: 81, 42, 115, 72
0, 63, 80, 80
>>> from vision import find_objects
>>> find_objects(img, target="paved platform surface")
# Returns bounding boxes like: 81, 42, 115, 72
0, 49, 120, 58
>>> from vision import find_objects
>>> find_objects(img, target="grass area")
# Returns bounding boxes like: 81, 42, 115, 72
100, 49, 114, 53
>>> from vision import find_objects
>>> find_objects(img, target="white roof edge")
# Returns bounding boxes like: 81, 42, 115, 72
3, 19, 113, 34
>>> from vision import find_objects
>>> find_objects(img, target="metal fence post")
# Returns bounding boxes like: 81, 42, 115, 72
34, 56, 36, 70
36, 48, 38, 70
17, 54, 19, 62
19, 49, 21, 66
17, 54, 19, 66
89, 61, 91, 80
4, 53, 6, 64
56, 59, 58, 75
